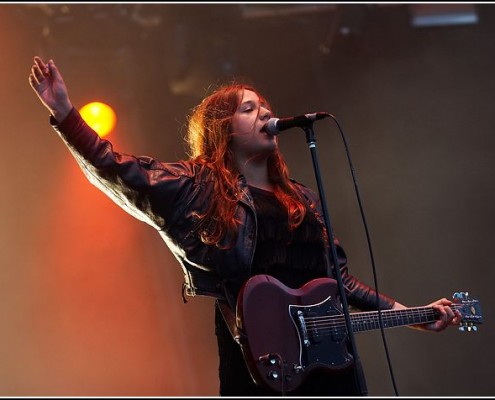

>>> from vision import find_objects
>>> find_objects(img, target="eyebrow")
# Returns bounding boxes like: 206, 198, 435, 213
240, 99, 270, 110
240, 100, 256, 107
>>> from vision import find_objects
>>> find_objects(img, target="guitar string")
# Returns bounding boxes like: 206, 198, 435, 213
300, 304, 464, 332
305, 310, 440, 335
305, 316, 437, 333
303, 309, 466, 333
303, 319, 438, 334
305, 309, 438, 323
305, 316, 436, 332
302, 303, 463, 323
305, 309, 441, 327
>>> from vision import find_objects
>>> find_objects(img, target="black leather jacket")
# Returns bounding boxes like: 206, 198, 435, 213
51, 108, 395, 311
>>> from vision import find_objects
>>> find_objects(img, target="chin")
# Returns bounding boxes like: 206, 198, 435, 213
264, 143, 278, 154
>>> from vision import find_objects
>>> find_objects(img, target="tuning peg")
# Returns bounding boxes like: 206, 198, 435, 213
459, 323, 478, 332
453, 292, 469, 301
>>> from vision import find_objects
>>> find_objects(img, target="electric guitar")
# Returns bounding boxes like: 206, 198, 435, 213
235, 274, 483, 393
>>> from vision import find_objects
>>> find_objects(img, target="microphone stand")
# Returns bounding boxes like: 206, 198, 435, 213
302, 122, 368, 396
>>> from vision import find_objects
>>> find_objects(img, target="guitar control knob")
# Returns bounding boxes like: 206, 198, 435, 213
259, 353, 279, 366
268, 370, 279, 380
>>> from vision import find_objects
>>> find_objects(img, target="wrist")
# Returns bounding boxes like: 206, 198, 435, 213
52, 101, 73, 123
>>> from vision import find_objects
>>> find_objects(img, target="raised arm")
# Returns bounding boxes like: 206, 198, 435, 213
28, 56, 199, 231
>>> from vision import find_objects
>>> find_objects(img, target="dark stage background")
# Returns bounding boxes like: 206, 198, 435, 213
0, 3, 492, 396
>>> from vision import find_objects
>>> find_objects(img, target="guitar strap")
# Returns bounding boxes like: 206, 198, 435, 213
216, 299, 246, 346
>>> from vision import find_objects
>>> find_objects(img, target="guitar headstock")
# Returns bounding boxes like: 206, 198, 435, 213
453, 292, 483, 332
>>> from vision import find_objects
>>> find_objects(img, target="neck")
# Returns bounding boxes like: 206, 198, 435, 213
235, 154, 273, 191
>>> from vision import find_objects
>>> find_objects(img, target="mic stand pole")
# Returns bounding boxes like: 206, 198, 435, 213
302, 123, 368, 396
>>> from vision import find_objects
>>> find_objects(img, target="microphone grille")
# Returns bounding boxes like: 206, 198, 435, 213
263, 118, 279, 136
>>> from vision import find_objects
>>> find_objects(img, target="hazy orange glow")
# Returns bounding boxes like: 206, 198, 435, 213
80, 102, 117, 138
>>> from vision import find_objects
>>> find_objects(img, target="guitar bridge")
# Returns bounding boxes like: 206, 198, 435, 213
296, 310, 311, 347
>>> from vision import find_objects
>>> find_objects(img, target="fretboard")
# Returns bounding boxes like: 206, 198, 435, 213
350, 305, 460, 332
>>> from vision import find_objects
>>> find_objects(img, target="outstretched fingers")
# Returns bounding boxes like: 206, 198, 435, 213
29, 56, 50, 87
30, 60, 43, 86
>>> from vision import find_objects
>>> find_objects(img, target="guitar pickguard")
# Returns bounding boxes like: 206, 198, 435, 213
289, 296, 353, 370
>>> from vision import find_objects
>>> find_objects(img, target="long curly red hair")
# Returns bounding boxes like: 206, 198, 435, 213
186, 83, 307, 248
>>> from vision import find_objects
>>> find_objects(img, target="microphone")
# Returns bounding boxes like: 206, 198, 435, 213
262, 112, 328, 136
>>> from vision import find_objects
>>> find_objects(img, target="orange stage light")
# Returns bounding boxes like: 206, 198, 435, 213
79, 102, 117, 138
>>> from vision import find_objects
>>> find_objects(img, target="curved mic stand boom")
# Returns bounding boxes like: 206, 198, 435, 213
301, 121, 367, 396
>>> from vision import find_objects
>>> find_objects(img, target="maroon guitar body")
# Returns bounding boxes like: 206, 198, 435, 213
236, 274, 482, 394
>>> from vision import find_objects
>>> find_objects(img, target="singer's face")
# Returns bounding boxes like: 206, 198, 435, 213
229, 89, 277, 161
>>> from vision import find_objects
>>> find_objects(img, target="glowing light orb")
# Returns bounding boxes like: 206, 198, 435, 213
80, 102, 117, 138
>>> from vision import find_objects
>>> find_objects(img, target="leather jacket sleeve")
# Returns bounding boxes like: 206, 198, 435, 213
50, 107, 196, 231
334, 238, 396, 311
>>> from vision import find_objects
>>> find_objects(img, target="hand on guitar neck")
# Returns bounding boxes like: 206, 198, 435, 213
392, 298, 462, 332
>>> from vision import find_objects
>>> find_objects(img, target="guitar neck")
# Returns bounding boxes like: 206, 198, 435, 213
350, 304, 461, 333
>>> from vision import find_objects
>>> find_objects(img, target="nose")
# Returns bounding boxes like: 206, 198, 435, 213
260, 108, 271, 121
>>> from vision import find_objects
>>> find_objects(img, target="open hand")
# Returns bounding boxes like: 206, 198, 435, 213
28, 56, 73, 122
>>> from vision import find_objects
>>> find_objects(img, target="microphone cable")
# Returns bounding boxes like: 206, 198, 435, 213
324, 112, 400, 396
